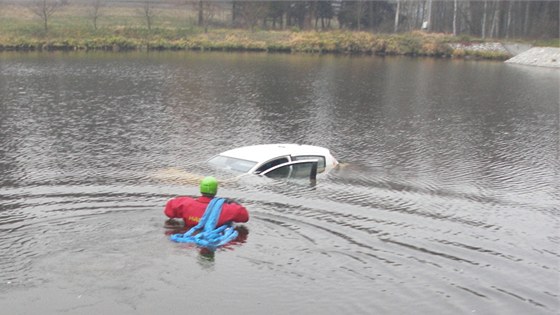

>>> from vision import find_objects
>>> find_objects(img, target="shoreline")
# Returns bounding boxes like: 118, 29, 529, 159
3, 30, 557, 67
0, 30, 518, 61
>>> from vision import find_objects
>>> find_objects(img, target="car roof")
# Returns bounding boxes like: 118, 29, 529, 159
218, 144, 333, 163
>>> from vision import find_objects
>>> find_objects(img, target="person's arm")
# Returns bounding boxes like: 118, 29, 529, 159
164, 198, 178, 218
221, 200, 249, 224
163, 198, 187, 227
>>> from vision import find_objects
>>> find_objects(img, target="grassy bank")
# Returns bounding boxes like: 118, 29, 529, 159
0, 29, 517, 60
0, 3, 535, 60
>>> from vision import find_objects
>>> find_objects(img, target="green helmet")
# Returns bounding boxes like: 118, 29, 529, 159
200, 176, 218, 196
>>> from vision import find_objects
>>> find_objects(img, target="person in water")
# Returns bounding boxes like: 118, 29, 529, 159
164, 176, 249, 227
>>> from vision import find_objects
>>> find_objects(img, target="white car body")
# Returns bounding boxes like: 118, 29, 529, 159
207, 144, 339, 179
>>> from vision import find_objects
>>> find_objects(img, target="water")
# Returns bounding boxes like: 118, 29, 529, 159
0, 51, 558, 314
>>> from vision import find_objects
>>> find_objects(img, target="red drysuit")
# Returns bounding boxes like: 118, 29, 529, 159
164, 196, 249, 227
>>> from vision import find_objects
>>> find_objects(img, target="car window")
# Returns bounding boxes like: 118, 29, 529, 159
264, 164, 291, 178
207, 155, 257, 173
262, 161, 318, 180
292, 155, 325, 172
255, 157, 289, 173
290, 162, 317, 178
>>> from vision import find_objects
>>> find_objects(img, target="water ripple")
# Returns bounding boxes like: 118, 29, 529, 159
1, 51, 558, 313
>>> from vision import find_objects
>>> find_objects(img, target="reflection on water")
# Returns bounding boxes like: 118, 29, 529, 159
0, 51, 558, 314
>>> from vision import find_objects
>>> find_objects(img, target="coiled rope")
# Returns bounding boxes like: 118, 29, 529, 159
170, 198, 239, 250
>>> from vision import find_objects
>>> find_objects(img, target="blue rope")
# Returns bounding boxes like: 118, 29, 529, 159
170, 198, 239, 250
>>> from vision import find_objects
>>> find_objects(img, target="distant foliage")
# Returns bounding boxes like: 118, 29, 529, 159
0, 1, 553, 59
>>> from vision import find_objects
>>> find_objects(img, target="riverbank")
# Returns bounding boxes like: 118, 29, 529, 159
0, 29, 521, 60
2, 1, 557, 61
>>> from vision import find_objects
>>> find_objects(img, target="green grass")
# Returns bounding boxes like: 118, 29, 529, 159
532, 38, 560, 48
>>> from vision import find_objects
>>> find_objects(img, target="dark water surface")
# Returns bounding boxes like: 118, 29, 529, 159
0, 51, 558, 314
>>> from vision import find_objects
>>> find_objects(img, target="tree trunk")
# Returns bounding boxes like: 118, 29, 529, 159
369, 1, 374, 31
482, 0, 487, 39
496, 1, 501, 38
489, 1, 500, 38
394, 0, 400, 33
464, 0, 473, 35
505, 1, 512, 38
523, 1, 530, 36
489, 1, 496, 38
231, 1, 236, 27
453, 0, 458, 35
198, 0, 203, 27
415, 1, 422, 32
356, 0, 362, 31
427, 0, 433, 32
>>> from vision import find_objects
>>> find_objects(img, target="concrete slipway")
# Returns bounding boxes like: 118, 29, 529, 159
505, 47, 560, 68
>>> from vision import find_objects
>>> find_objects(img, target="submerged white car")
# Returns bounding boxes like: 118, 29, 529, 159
207, 144, 339, 180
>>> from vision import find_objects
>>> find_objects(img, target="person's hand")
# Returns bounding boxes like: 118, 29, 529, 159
164, 218, 181, 228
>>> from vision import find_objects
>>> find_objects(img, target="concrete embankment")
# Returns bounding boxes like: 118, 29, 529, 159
505, 47, 560, 68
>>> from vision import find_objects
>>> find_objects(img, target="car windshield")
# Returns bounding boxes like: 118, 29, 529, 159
207, 155, 258, 173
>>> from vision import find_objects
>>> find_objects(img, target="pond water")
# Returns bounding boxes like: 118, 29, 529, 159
0, 51, 558, 314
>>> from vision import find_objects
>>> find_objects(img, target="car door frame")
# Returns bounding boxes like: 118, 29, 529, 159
259, 159, 318, 180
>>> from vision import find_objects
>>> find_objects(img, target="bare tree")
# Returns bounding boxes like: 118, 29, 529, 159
201, 1, 217, 33
426, 0, 433, 32
197, 0, 203, 26
505, 0, 513, 39
192, 0, 218, 29
27, 0, 65, 32
355, 0, 365, 31
89, 0, 105, 31
140, 0, 156, 31
394, 0, 401, 33
523, 1, 531, 36
316, 0, 334, 30
453, 0, 458, 35
236, 1, 267, 31
481, 0, 488, 38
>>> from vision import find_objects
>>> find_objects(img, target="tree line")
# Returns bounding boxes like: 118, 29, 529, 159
230, 0, 558, 39
20, 0, 559, 39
